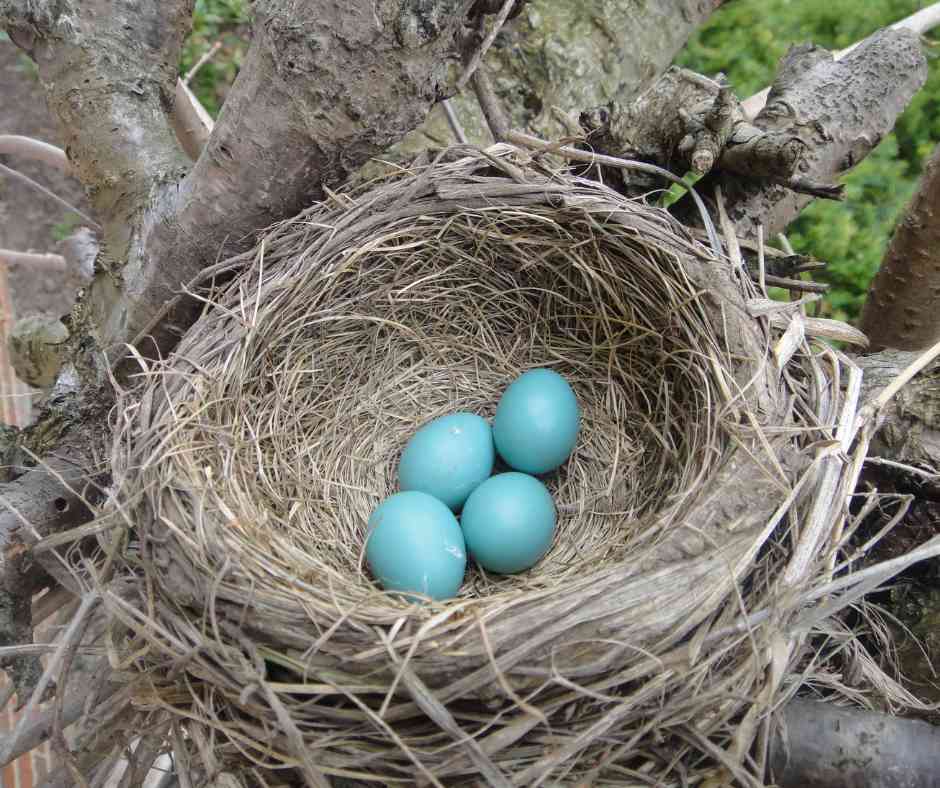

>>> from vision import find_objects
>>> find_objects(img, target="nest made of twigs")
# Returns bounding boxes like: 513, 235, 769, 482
99, 146, 885, 786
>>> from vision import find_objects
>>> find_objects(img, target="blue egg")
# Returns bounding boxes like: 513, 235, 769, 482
460, 472, 556, 574
366, 491, 466, 600
493, 369, 580, 475
398, 413, 495, 511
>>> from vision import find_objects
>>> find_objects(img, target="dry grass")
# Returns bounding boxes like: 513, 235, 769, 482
85, 146, 929, 786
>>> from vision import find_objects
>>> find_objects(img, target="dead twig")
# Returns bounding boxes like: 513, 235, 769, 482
0, 135, 70, 172
457, 0, 517, 91
183, 41, 223, 86
441, 99, 468, 145
0, 592, 98, 766
0, 162, 99, 229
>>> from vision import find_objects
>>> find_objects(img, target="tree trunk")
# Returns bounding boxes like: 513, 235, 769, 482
860, 141, 940, 352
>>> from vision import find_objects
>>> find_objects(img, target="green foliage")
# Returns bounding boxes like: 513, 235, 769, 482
50, 213, 82, 243
676, 0, 939, 322
788, 139, 916, 322
180, 0, 250, 117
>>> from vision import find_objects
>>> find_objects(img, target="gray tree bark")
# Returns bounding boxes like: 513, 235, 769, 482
598, 28, 927, 241
392, 0, 723, 157
770, 699, 940, 788
689, 29, 927, 239
860, 141, 940, 352
858, 350, 940, 473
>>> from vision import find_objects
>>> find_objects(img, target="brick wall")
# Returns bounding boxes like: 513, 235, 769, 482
0, 263, 33, 429
0, 706, 54, 788
0, 599, 60, 788
1, 252, 48, 788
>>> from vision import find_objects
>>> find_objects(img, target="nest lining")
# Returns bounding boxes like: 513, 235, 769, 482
100, 147, 875, 786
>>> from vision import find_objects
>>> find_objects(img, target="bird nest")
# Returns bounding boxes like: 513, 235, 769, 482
100, 146, 884, 786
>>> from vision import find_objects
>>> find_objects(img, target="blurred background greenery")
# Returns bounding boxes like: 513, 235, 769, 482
181, 0, 249, 116
182, 0, 939, 324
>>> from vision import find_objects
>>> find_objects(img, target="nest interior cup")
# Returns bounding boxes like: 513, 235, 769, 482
108, 147, 838, 785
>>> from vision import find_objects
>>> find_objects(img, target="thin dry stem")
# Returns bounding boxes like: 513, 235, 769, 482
0, 161, 98, 229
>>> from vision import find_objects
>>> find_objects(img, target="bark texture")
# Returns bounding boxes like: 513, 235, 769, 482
858, 350, 940, 473
0, 0, 194, 257
860, 140, 940, 351
3, 0, 475, 367
675, 29, 927, 238
574, 68, 825, 198
769, 699, 940, 788
389, 0, 722, 159
131, 0, 475, 360
0, 380, 104, 702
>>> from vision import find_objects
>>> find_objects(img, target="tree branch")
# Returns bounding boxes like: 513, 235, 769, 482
171, 78, 213, 162
860, 140, 940, 351
741, 1, 940, 119
856, 349, 940, 473
770, 698, 940, 788
0, 135, 70, 172
1, 0, 194, 234
112, 0, 475, 363
672, 28, 927, 238
0, 249, 65, 270
392, 0, 724, 155
0, 655, 119, 770
0, 383, 107, 701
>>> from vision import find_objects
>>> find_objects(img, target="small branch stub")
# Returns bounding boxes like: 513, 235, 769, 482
9, 317, 70, 390
676, 28, 926, 238
577, 67, 842, 201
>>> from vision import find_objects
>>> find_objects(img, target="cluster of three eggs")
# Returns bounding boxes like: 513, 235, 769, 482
366, 370, 580, 600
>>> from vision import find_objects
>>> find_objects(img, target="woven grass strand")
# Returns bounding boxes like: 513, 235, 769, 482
97, 147, 906, 786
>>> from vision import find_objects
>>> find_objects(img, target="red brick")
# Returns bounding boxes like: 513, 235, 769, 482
2, 760, 18, 788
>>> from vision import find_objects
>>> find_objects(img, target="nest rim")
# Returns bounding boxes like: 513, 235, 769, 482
99, 146, 869, 785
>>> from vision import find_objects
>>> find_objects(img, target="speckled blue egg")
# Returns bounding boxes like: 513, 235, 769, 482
398, 413, 495, 511
460, 472, 556, 574
366, 491, 466, 600
493, 369, 580, 475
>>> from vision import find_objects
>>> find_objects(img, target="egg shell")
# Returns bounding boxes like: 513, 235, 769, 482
398, 412, 495, 511
493, 369, 579, 475
460, 472, 556, 574
366, 491, 466, 600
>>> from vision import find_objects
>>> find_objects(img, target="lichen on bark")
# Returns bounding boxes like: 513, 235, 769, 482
388, 0, 721, 159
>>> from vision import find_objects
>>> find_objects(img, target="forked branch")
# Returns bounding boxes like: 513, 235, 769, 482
673, 27, 927, 238
110, 0, 476, 363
